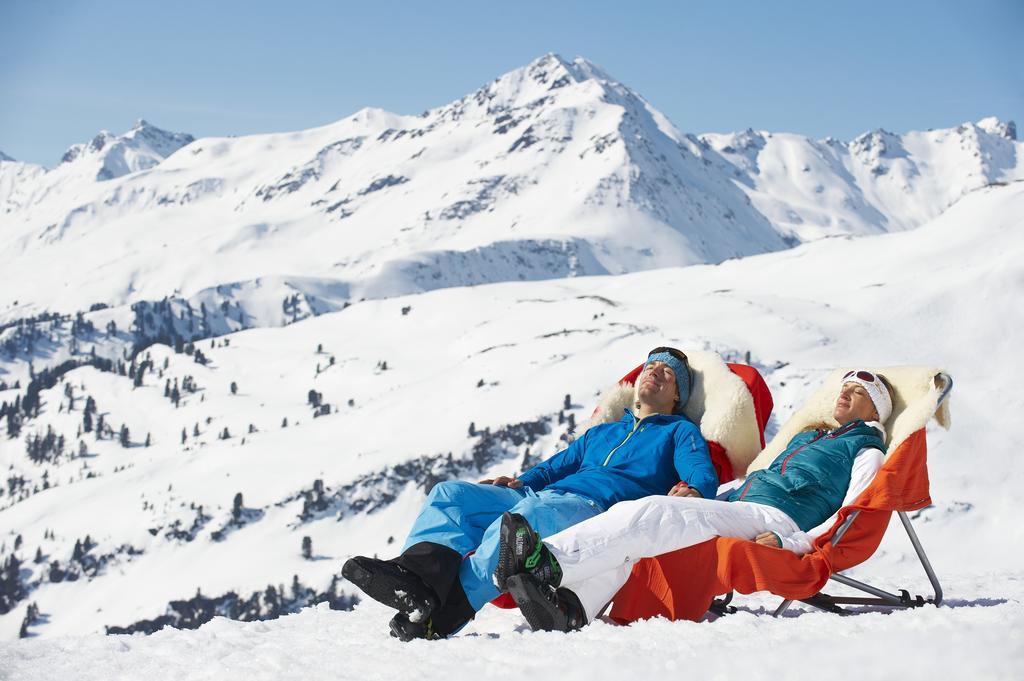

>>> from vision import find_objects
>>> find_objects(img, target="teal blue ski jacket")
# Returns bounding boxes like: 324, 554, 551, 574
518, 411, 717, 509
727, 420, 885, 531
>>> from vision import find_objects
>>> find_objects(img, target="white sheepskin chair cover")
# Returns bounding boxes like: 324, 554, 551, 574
746, 366, 952, 474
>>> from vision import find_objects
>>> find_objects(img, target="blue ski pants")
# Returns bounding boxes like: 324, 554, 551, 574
402, 480, 604, 611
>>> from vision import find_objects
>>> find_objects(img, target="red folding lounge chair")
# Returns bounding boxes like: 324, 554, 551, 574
491, 350, 773, 610
607, 367, 952, 623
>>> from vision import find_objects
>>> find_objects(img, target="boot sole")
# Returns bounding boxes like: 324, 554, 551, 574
495, 512, 518, 592
342, 557, 437, 620
507, 573, 563, 632
389, 613, 431, 642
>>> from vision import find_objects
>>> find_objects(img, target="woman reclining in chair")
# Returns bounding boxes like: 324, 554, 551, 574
494, 369, 893, 633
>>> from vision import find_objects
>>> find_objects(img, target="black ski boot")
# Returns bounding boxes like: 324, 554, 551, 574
506, 573, 587, 633
389, 613, 437, 642
495, 512, 562, 592
388, 584, 477, 642
342, 555, 439, 620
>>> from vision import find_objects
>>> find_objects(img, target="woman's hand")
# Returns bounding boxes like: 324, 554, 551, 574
754, 532, 782, 548
667, 482, 701, 498
478, 475, 524, 489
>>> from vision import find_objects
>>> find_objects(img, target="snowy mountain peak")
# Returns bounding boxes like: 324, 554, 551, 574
58, 121, 195, 180
976, 116, 1017, 140
0, 150, 14, 162
715, 128, 768, 156
523, 52, 615, 88
523, 52, 587, 87
850, 128, 908, 164
467, 53, 624, 113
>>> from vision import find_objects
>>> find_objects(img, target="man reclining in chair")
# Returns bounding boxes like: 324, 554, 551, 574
342, 347, 718, 640
496, 369, 892, 633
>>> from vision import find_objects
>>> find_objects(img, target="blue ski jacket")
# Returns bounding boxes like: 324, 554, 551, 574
517, 410, 717, 510
726, 420, 885, 531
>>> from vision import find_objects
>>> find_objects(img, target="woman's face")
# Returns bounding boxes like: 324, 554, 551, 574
833, 381, 879, 425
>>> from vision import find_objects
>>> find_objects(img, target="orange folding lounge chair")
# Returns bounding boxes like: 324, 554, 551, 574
607, 367, 953, 622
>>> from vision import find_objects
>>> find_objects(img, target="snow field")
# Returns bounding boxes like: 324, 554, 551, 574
1, 591, 1021, 681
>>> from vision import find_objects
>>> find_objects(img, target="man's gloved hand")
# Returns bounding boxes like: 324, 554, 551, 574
667, 481, 701, 498
478, 475, 524, 488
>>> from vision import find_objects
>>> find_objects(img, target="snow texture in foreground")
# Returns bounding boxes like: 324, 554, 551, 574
2, 591, 1022, 681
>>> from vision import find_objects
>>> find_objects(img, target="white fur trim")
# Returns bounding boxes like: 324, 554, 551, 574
747, 366, 952, 474
577, 350, 763, 477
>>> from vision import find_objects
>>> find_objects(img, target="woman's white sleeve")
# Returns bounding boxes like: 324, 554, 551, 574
778, 531, 814, 555
841, 448, 885, 508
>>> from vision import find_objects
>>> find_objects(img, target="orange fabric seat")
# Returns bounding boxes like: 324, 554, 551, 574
608, 428, 931, 623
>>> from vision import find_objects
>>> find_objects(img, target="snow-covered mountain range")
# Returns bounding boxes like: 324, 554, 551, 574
0, 53, 1022, 658
1, 55, 1019, 326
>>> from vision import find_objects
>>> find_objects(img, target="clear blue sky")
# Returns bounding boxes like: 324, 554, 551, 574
2, 0, 1021, 165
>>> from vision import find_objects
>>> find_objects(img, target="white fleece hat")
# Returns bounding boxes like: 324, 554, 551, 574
841, 369, 893, 423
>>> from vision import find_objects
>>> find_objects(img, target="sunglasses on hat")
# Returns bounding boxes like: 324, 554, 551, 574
843, 370, 878, 383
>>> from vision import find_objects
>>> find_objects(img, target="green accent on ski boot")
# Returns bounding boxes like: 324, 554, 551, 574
522, 528, 544, 570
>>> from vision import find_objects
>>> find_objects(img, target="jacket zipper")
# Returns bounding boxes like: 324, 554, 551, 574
779, 422, 860, 474
739, 436, 820, 500
741, 422, 864, 500
602, 416, 644, 466
736, 477, 756, 501
779, 432, 823, 474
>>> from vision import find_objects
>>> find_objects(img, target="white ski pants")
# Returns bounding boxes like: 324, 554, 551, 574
544, 496, 801, 621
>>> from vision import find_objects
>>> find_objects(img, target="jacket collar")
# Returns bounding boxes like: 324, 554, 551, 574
829, 419, 886, 441
620, 409, 689, 426
863, 420, 887, 441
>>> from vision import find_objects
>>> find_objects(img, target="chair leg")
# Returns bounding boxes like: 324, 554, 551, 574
771, 510, 942, 617
826, 512, 943, 608
898, 511, 943, 606
829, 573, 906, 605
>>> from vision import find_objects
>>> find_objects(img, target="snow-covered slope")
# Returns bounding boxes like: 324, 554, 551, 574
0, 120, 193, 228
1, 180, 1021, 645
702, 116, 1020, 241
57, 119, 196, 182
0, 156, 46, 217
